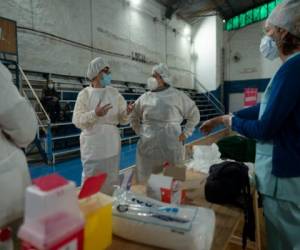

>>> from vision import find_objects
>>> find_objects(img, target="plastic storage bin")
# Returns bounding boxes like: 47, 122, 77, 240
18, 174, 84, 250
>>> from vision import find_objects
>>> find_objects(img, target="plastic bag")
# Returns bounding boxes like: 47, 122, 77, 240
112, 188, 215, 250
186, 144, 222, 173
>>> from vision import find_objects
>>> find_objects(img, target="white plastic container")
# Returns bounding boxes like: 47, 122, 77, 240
18, 174, 84, 250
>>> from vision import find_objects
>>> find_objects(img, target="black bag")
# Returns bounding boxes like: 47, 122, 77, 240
205, 161, 255, 249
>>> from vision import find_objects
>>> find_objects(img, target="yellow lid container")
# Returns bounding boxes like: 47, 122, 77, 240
79, 192, 113, 250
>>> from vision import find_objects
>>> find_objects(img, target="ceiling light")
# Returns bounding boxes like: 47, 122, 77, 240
130, 0, 142, 7
183, 26, 191, 36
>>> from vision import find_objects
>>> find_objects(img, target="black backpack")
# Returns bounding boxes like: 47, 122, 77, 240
205, 161, 255, 249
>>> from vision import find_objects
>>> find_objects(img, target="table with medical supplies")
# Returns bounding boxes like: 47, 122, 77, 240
109, 170, 253, 250
11, 130, 261, 250
110, 129, 261, 250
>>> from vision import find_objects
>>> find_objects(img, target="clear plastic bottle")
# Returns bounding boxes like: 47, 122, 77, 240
0, 228, 13, 250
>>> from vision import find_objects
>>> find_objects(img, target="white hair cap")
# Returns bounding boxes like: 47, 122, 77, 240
267, 0, 300, 38
152, 63, 172, 85
86, 57, 110, 80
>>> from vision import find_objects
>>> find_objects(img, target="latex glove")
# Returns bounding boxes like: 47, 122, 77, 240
127, 101, 135, 114
221, 115, 232, 128
200, 116, 221, 135
200, 115, 231, 135
178, 133, 187, 142
95, 102, 112, 117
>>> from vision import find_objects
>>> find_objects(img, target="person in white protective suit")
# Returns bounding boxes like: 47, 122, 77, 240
73, 57, 133, 195
131, 63, 200, 184
0, 62, 37, 227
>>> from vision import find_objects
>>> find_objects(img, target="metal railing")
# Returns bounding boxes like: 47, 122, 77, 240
19, 66, 53, 164
19, 66, 51, 125
194, 77, 225, 115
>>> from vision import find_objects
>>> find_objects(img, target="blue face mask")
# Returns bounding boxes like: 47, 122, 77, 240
101, 73, 112, 86
260, 35, 279, 61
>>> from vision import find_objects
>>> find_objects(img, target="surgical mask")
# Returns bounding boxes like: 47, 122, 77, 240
147, 77, 158, 90
260, 35, 279, 60
48, 84, 54, 89
101, 73, 112, 86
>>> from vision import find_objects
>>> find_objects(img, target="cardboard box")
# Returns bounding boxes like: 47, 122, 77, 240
163, 165, 186, 181
147, 174, 186, 205
147, 165, 204, 205
164, 165, 202, 191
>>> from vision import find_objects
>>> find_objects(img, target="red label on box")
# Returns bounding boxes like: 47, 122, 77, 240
160, 188, 172, 203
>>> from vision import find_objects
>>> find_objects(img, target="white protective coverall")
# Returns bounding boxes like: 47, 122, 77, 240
0, 62, 37, 227
73, 86, 128, 194
131, 86, 200, 183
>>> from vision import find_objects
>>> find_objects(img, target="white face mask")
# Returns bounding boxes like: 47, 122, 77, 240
147, 77, 158, 90
48, 84, 54, 89
260, 35, 279, 61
